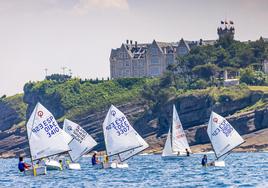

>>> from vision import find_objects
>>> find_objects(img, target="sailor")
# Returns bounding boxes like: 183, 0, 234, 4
91, 151, 99, 165
59, 160, 63, 170
201, 155, 208, 166
18, 156, 31, 172
186, 149, 190, 156
36, 158, 45, 167
103, 155, 109, 163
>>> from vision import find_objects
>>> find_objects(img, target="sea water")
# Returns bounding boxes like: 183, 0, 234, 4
0, 152, 268, 187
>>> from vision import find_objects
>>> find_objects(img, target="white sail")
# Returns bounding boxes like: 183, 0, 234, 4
118, 130, 149, 161
103, 105, 148, 160
171, 105, 191, 153
162, 128, 173, 156
207, 111, 244, 159
63, 119, 97, 162
26, 103, 72, 161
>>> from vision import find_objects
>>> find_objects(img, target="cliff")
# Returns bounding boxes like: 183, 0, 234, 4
0, 79, 268, 158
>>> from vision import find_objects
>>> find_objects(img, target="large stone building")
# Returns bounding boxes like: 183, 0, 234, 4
110, 39, 201, 79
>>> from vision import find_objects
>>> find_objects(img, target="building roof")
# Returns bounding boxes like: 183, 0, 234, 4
110, 39, 210, 60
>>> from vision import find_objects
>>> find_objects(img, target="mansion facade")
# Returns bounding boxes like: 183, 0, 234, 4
110, 38, 214, 79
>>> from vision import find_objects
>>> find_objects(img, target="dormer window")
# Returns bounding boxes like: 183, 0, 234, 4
151, 48, 158, 55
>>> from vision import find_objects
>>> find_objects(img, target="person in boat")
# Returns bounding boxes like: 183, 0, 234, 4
186, 149, 190, 156
36, 158, 45, 167
201, 155, 207, 166
103, 155, 109, 163
91, 151, 99, 165
59, 160, 63, 170
18, 156, 31, 172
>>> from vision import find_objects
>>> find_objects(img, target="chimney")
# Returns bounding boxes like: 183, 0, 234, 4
135, 41, 137, 48
224, 70, 228, 80
126, 39, 129, 44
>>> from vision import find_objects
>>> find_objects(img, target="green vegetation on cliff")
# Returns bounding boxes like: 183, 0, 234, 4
0, 94, 27, 121
174, 37, 268, 87
23, 77, 155, 119
21, 73, 265, 122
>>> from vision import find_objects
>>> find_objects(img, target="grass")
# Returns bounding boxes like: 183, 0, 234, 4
237, 98, 268, 113
248, 86, 268, 94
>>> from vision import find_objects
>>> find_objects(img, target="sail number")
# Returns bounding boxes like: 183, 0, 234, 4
212, 120, 233, 137
32, 115, 60, 138
106, 116, 130, 136
71, 126, 87, 143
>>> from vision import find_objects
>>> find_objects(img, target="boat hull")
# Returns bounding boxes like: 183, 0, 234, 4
99, 162, 129, 169
45, 160, 62, 171
111, 162, 128, 169
68, 163, 81, 170
212, 160, 225, 167
24, 166, 47, 176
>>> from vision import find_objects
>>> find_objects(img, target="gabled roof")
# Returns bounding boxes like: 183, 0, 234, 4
178, 38, 190, 51
150, 40, 164, 53
120, 43, 133, 58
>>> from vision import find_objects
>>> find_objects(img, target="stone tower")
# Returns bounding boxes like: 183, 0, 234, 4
217, 20, 235, 41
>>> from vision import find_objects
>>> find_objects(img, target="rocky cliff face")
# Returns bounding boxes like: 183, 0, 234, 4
0, 90, 267, 158
0, 101, 22, 132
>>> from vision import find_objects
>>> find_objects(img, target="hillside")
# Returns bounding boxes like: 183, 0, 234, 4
0, 77, 268, 158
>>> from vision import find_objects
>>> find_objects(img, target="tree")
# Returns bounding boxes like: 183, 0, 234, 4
240, 67, 268, 85
46, 74, 71, 82
192, 64, 220, 81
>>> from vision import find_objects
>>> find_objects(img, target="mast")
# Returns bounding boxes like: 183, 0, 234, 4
26, 105, 38, 168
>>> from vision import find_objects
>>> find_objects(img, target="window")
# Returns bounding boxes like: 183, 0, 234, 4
150, 67, 160, 76
151, 56, 159, 64
178, 47, 188, 55
125, 70, 130, 76
125, 61, 130, 66
167, 55, 174, 64
151, 47, 158, 55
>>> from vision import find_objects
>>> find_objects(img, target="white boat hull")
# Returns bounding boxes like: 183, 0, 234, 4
100, 162, 129, 169
111, 162, 128, 168
212, 160, 225, 167
24, 166, 47, 176
68, 163, 81, 170
45, 160, 62, 171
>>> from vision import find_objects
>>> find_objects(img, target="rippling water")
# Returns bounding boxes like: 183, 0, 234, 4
0, 152, 268, 187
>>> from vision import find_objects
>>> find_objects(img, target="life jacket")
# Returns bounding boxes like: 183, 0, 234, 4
91, 156, 96, 165
201, 158, 207, 166
18, 162, 25, 172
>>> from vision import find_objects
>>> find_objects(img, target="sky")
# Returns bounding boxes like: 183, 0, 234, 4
0, 0, 268, 96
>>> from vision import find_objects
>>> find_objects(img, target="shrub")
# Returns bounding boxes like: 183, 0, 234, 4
240, 67, 268, 85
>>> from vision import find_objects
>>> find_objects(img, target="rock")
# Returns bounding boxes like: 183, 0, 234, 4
0, 88, 267, 157
0, 101, 23, 132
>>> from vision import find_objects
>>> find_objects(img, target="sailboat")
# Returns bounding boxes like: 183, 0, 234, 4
207, 111, 245, 167
25, 102, 72, 175
162, 105, 191, 158
101, 105, 149, 169
63, 119, 97, 170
